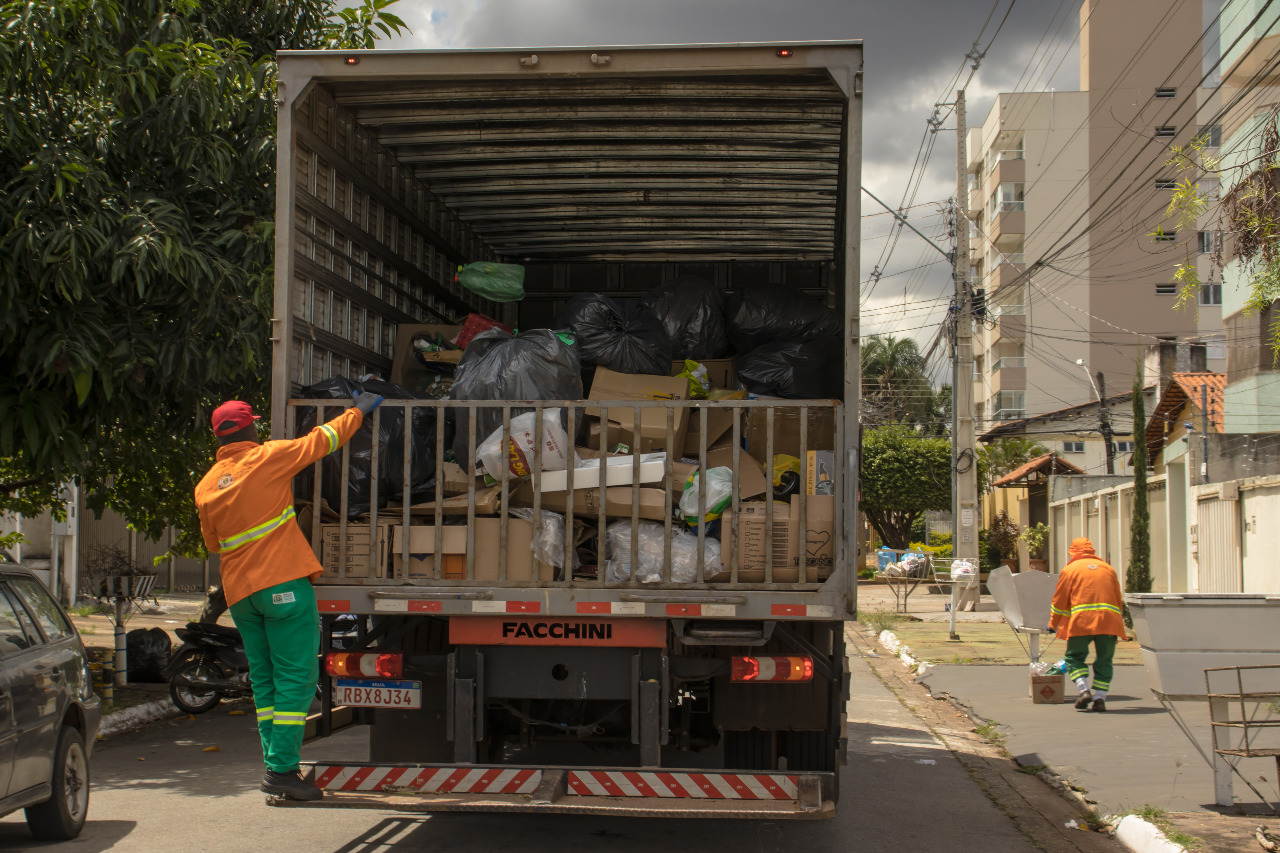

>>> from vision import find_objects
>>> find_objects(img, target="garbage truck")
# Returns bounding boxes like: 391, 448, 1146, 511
270, 41, 862, 818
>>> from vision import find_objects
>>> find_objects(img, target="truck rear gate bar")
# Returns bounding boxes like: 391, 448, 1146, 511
273, 763, 833, 818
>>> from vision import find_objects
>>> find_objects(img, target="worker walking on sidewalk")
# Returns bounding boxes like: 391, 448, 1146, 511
1049, 537, 1126, 713
195, 393, 381, 800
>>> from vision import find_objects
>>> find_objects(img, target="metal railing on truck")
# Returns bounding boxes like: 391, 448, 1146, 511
286, 398, 843, 591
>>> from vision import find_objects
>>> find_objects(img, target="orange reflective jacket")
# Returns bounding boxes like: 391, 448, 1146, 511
195, 408, 364, 606
1049, 538, 1126, 640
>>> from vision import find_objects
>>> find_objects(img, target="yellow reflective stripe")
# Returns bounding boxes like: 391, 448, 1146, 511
273, 711, 308, 726
1069, 602, 1122, 615
319, 423, 339, 455
256, 706, 274, 720
219, 505, 296, 552
1050, 606, 1070, 616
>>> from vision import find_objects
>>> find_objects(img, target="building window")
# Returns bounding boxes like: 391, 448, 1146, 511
1112, 441, 1136, 453
1156, 282, 1177, 294
1155, 125, 1177, 138
1153, 229, 1177, 243
1197, 125, 1222, 147
1205, 336, 1226, 361
1199, 282, 1223, 305
1155, 178, 1177, 190
1199, 177, 1220, 199
1155, 88, 1177, 99
1198, 230, 1220, 254
1063, 441, 1085, 454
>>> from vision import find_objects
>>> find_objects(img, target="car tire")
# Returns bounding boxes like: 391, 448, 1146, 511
25, 725, 89, 841
170, 659, 223, 714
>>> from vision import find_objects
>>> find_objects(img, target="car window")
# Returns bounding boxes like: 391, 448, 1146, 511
0, 586, 41, 654
8, 578, 73, 642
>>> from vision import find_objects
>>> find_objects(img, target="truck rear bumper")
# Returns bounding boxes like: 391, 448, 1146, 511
270, 763, 835, 819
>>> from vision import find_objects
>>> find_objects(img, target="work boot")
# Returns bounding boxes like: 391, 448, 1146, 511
1091, 698, 1107, 713
262, 770, 323, 801
1074, 690, 1093, 710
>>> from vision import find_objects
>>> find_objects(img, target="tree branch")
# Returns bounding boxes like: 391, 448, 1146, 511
0, 474, 47, 493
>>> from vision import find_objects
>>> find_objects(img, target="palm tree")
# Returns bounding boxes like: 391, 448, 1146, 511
977, 437, 1050, 495
861, 335, 935, 427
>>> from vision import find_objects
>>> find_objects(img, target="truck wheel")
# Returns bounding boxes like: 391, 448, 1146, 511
170, 659, 223, 714
25, 726, 89, 840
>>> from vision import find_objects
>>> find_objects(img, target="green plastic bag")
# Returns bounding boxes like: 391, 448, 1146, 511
457, 262, 525, 302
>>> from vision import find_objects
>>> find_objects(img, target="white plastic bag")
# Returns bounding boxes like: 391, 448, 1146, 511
605, 521, 721, 584
678, 466, 733, 524
509, 508, 579, 569
474, 409, 573, 482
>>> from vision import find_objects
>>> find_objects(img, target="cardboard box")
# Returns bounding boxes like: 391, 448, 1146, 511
743, 407, 836, 465
682, 405, 736, 457
390, 518, 543, 580
389, 324, 464, 391
670, 358, 736, 390
395, 485, 502, 517
512, 483, 669, 522
320, 522, 391, 578
586, 367, 689, 453
1031, 673, 1067, 704
806, 450, 836, 495
712, 494, 834, 583
798, 495, 835, 578
440, 461, 485, 496
706, 444, 769, 500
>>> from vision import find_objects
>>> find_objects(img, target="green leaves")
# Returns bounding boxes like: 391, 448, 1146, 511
860, 425, 952, 548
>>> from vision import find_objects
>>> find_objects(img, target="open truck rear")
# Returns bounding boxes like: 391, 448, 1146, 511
270, 41, 863, 818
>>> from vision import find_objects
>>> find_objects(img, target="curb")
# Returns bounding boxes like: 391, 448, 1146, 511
875, 628, 936, 678
97, 698, 181, 739
1108, 815, 1188, 853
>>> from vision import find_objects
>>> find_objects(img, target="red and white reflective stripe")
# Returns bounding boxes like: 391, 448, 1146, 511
576, 601, 645, 615
316, 600, 350, 613
312, 765, 540, 794
567, 771, 797, 800
770, 604, 836, 618
471, 601, 540, 613
373, 599, 443, 613
664, 604, 737, 617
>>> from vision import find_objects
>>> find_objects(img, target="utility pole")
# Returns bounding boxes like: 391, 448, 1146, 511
950, 88, 979, 637
1096, 372, 1115, 475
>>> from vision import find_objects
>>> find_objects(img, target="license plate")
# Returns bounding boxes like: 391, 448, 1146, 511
332, 678, 422, 709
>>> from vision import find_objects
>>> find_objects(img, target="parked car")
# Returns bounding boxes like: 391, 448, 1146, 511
0, 559, 101, 840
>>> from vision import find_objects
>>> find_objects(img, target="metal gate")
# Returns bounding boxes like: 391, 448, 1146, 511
1196, 496, 1241, 593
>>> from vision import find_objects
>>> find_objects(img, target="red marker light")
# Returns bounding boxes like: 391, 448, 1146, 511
776, 48, 793, 58
324, 652, 404, 678
344, 56, 360, 65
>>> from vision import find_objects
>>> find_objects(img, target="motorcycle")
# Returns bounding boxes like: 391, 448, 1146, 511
166, 585, 359, 714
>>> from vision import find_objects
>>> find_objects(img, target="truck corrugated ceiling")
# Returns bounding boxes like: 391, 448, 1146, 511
325, 71, 847, 262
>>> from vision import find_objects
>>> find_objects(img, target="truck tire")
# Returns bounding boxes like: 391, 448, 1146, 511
25, 726, 89, 840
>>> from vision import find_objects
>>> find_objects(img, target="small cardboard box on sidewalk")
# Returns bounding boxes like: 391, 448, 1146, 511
1031, 672, 1067, 704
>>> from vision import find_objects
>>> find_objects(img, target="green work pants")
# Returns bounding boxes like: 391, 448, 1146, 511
1063, 634, 1117, 692
229, 578, 318, 774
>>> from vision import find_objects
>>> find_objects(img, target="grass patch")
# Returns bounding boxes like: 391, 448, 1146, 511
1016, 763, 1047, 775
79, 625, 96, 635
973, 719, 1007, 748
69, 602, 109, 617
1120, 804, 1202, 851
938, 655, 998, 665
860, 610, 904, 634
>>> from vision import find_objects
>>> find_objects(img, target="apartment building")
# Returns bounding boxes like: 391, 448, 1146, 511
968, 0, 1226, 438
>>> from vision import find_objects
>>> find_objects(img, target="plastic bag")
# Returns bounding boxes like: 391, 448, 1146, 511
679, 467, 733, 525
556, 293, 672, 375
126, 627, 171, 683
605, 521, 722, 584
454, 313, 513, 349
457, 262, 525, 302
641, 275, 728, 360
725, 281, 843, 351
899, 553, 930, 578
449, 329, 582, 472
772, 455, 802, 487
295, 376, 441, 519
677, 360, 710, 399
510, 508, 579, 569
475, 410, 574, 481
734, 339, 840, 398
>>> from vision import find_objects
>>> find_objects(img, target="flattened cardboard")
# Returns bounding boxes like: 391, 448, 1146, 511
390, 518, 540, 580
683, 406, 736, 456
396, 485, 501, 516
585, 367, 689, 453
796, 495, 835, 578
389, 324, 464, 391
706, 445, 768, 500
744, 407, 836, 465
512, 483, 668, 521
439, 461, 485, 496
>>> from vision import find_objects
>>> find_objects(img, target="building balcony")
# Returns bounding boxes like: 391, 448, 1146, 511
991, 408, 1026, 423
986, 259, 1026, 293
988, 310, 1027, 345
969, 186, 983, 219
990, 156, 1025, 186
991, 208, 1025, 237
989, 359, 1026, 394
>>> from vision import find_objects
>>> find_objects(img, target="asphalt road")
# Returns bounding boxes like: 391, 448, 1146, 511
0, 652, 1041, 853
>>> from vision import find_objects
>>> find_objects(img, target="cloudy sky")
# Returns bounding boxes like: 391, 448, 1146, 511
384, 1, 1081, 373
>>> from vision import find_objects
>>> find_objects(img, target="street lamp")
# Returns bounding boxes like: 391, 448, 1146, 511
1076, 359, 1115, 475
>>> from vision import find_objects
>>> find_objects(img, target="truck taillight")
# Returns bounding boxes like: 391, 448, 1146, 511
325, 652, 403, 679
730, 655, 814, 683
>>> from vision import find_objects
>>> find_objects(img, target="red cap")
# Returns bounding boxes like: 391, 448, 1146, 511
211, 400, 261, 437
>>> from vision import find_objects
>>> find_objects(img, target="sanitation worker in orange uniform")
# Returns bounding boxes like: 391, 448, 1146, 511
1049, 537, 1126, 712
195, 394, 380, 800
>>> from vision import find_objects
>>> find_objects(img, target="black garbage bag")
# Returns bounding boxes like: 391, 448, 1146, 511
449, 329, 583, 472
555, 293, 672, 375
734, 339, 842, 399
126, 627, 171, 683
725, 281, 843, 352
641, 275, 728, 361
294, 376, 441, 519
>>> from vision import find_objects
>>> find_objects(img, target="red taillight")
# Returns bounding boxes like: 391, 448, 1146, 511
730, 655, 814, 683
776, 48, 793, 58
324, 652, 403, 678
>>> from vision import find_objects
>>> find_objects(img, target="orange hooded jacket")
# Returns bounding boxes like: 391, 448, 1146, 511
1049, 537, 1126, 640
195, 407, 364, 607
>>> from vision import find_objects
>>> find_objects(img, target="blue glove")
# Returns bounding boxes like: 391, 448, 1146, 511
352, 390, 384, 416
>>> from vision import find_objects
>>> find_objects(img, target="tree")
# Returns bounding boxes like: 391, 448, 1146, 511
0, 0, 404, 555
977, 437, 1049, 495
861, 335, 936, 427
1127, 374, 1152, 599
860, 425, 951, 549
